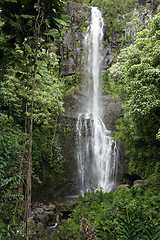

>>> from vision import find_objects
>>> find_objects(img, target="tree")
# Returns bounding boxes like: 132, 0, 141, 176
109, 13, 160, 177
0, 0, 66, 238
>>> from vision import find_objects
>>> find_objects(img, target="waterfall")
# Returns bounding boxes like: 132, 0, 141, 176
76, 7, 118, 195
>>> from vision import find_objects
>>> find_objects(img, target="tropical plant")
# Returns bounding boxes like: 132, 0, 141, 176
0, 0, 67, 238
57, 183, 160, 240
108, 13, 160, 177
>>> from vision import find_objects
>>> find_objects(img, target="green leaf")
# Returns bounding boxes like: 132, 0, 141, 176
23, 43, 32, 53
20, 14, 35, 19
44, 28, 59, 36
53, 17, 70, 26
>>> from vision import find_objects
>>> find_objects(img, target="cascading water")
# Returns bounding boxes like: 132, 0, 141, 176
76, 7, 119, 195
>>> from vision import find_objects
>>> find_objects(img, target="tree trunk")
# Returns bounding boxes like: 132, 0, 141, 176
25, 1, 41, 239
13, 54, 29, 225
25, 60, 36, 240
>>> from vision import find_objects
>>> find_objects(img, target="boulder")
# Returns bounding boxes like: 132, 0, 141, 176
133, 180, 147, 188
35, 213, 49, 224
43, 203, 56, 211
118, 184, 131, 189
34, 207, 44, 215
47, 220, 57, 226
36, 222, 44, 232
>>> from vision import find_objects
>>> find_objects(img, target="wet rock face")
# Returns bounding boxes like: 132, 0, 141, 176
60, 2, 90, 75
60, 2, 113, 76
102, 95, 122, 131
63, 94, 123, 131
60, 1, 159, 76
59, 94, 128, 195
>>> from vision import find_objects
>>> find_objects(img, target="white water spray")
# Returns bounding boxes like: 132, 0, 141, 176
76, 7, 118, 194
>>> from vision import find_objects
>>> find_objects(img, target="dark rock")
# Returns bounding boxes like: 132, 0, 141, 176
36, 222, 44, 232
123, 173, 141, 186
44, 211, 55, 221
60, 2, 91, 75
47, 220, 57, 226
34, 207, 44, 215
32, 203, 57, 228
31, 199, 78, 239
35, 213, 49, 224
43, 203, 56, 211
60, 1, 112, 76
63, 94, 80, 118
103, 95, 122, 131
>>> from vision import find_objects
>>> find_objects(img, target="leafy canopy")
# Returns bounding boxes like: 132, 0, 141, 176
109, 13, 160, 177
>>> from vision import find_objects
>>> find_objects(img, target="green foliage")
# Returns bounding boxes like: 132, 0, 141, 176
58, 219, 81, 240
0, 224, 16, 240
109, 13, 160, 177
58, 183, 160, 240
91, 0, 139, 51
64, 74, 82, 93
0, 114, 24, 236
70, 0, 138, 46
116, 209, 143, 240
32, 126, 66, 199
0, 0, 67, 235
0, 114, 25, 183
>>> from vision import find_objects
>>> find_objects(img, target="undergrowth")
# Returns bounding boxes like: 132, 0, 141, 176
57, 182, 160, 240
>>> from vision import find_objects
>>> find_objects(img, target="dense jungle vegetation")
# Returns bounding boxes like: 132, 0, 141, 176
0, 0, 160, 239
